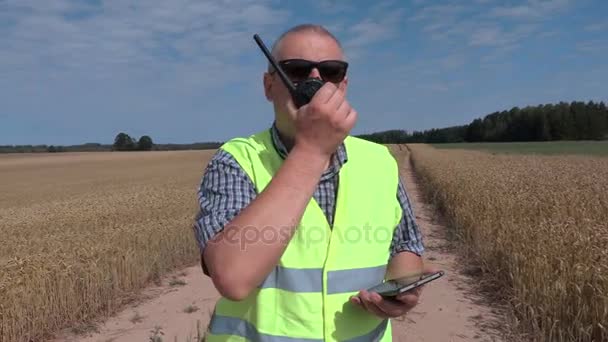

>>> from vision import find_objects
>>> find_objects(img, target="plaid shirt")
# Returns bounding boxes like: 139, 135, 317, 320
193, 124, 424, 273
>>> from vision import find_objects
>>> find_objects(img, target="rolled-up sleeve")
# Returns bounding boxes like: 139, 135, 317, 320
390, 177, 425, 258
193, 149, 257, 263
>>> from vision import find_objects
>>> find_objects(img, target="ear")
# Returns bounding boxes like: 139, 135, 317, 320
263, 72, 273, 101
342, 75, 349, 95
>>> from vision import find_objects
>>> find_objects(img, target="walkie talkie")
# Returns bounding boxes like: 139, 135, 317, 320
253, 34, 324, 108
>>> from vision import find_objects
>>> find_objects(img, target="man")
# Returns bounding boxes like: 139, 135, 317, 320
194, 24, 427, 341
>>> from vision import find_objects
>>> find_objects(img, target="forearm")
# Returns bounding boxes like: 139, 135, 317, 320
388, 177, 426, 279
386, 251, 424, 280
204, 145, 329, 299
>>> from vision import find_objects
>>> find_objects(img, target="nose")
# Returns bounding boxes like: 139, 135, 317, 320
309, 67, 321, 79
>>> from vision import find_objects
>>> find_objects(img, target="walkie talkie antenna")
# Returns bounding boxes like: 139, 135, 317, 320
253, 34, 296, 93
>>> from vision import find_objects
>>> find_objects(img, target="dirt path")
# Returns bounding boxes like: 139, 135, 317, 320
50, 266, 220, 342
389, 145, 508, 342
54, 146, 509, 342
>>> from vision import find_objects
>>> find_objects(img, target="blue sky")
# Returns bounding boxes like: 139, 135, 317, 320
1, 0, 607, 145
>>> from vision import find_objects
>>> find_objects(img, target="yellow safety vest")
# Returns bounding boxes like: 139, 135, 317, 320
206, 128, 402, 341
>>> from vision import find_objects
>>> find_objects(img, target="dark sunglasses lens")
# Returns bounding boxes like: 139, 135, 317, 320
319, 61, 347, 83
281, 60, 313, 81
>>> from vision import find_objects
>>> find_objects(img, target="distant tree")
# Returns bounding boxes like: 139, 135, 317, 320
113, 132, 136, 151
465, 119, 484, 142
600, 102, 608, 139
137, 135, 154, 151
47, 145, 56, 153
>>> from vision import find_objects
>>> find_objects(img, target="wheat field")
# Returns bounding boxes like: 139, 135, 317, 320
0, 151, 211, 342
2, 146, 607, 342
408, 144, 608, 342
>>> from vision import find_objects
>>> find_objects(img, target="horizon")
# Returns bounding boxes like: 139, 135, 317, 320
1, 0, 607, 146
1, 98, 605, 146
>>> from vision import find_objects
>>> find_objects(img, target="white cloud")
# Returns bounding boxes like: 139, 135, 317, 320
576, 40, 608, 54
346, 17, 399, 47
490, 5, 537, 18
481, 44, 520, 63
409, 4, 465, 22
409, 3, 475, 45
324, 21, 347, 36
0, 0, 291, 90
405, 1, 560, 72
489, 0, 570, 19
406, 0, 568, 54
341, 3, 405, 59
469, 23, 538, 47
419, 83, 450, 92
312, 0, 355, 14
538, 30, 559, 38
439, 53, 468, 69
470, 26, 504, 46
585, 21, 608, 32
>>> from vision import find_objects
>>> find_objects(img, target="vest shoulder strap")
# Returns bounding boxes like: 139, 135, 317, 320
343, 135, 399, 177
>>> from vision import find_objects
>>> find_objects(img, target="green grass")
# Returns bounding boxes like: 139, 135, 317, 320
431, 140, 608, 156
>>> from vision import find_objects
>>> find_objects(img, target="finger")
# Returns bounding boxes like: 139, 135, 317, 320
350, 295, 362, 306
336, 79, 347, 96
395, 291, 420, 307
335, 99, 351, 120
361, 299, 390, 319
342, 108, 357, 131
313, 82, 339, 104
325, 85, 345, 110
368, 292, 409, 317
359, 291, 390, 319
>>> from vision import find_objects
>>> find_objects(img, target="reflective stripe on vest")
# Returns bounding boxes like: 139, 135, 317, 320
210, 315, 388, 342
326, 265, 386, 294
259, 265, 387, 294
259, 266, 322, 292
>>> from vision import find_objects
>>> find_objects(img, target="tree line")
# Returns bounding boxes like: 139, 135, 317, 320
0, 134, 222, 153
0, 143, 109, 153
357, 100, 608, 144
3, 100, 607, 153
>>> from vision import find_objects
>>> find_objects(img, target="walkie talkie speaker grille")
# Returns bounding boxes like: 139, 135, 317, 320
293, 78, 324, 108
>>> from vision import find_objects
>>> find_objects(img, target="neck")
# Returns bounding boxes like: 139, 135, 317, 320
274, 119, 296, 152
277, 129, 295, 152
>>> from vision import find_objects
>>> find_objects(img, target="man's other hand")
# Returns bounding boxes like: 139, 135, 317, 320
350, 286, 423, 319
350, 263, 440, 319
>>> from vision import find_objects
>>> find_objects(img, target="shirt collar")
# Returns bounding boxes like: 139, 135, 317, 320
270, 122, 348, 178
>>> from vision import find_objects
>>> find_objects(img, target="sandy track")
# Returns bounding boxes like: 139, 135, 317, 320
51, 265, 220, 342
54, 146, 510, 342
389, 145, 508, 342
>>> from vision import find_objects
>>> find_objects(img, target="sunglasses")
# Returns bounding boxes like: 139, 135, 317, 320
273, 59, 349, 84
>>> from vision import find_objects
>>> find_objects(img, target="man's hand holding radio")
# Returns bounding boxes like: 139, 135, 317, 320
293, 81, 357, 161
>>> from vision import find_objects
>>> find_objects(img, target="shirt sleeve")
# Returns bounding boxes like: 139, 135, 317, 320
193, 149, 257, 275
390, 177, 425, 258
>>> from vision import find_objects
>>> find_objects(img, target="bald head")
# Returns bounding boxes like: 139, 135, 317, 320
267, 24, 345, 73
